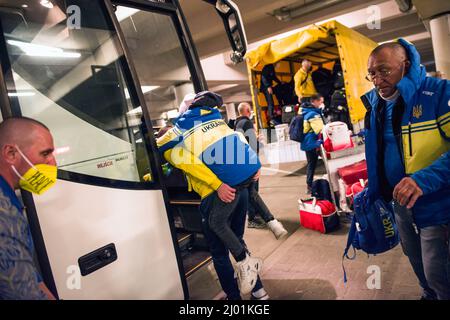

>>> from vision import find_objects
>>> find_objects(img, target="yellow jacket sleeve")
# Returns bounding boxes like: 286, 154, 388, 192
309, 116, 324, 135
163, 147, 222, 191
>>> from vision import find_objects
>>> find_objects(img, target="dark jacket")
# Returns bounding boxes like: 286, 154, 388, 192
235, 116, 258, 153
260, 64, 281, 92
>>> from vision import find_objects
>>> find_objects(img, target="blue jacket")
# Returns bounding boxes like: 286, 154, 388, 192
158, 105, 261, 190
361, 38, 450, 228
300, 103, 324, 151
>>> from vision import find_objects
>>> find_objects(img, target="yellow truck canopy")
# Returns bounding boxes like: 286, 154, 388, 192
245, 20, 377, 125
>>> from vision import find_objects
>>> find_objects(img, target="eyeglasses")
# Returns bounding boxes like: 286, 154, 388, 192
365, 61, 407, 82
365, 69, 393, 82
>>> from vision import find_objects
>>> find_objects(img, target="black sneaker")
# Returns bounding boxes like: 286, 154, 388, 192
248, 219, 267, 229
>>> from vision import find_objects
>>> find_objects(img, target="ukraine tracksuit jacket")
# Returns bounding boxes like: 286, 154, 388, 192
157, 106, 261, 199
362, 38, 450, 228
300, 103, 324, 151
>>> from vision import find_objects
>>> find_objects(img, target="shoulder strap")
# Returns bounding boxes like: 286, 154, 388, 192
342, 217, 357, 283
300, 73, 309, 87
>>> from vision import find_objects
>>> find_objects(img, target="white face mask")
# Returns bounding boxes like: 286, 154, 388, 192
319, 103, 325, 110
379, 89, 400, 102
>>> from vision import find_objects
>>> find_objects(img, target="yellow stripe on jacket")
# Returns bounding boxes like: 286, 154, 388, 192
401, 121, 450, 174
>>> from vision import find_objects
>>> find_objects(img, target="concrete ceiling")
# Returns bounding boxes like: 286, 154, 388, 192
179, 0, 442, 103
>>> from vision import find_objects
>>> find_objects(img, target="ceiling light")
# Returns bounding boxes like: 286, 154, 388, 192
21, 4, 28, 8
8, 91, 35, 97
115, 6, 139, 22
54, 146, 70, 155
124, 86, 159, 99
127, 106, 142, 116
40, 0, 54, 9
7, 40, 81, 58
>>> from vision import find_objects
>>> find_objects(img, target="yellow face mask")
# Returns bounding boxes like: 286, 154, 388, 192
11, 146, 57, 195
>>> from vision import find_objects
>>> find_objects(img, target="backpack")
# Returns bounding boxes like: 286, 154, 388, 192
289, 114, 305, 143
342, 188, 400, 282
282, 105, 296, 124
311, 179, 333, 202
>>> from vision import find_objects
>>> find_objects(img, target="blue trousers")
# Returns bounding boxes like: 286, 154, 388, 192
200, 188, 263, 300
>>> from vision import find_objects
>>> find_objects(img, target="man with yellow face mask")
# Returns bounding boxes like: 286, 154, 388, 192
0, 117, 57, 300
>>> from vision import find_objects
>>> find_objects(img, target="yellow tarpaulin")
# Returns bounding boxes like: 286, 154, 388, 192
245, 21, 377, 125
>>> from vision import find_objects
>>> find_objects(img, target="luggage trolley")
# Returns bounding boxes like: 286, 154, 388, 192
320, 141, 366, 213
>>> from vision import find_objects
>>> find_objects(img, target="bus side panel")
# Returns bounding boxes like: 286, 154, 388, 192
33, 180, 184, 300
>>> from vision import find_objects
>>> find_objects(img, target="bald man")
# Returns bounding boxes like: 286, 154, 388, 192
362, 39, 450, 300
0, 117, 57, 300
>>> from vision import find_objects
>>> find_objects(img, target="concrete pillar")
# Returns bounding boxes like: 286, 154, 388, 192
429, 14, 450, 79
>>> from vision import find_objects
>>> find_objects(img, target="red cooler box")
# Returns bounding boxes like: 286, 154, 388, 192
337, 160, 368, 185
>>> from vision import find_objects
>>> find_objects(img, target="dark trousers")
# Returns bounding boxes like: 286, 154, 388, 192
262, 89, 275, 120
247, 180, 274, 223
305, 149, 319, 189
200, 188, 263, 300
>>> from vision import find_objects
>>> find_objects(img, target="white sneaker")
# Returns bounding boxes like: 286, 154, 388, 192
251, 288, 270, 300
267, 219, 288, 239
236, 255, 263, 295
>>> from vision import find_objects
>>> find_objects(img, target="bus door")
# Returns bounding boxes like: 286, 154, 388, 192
0, 0, 186, 299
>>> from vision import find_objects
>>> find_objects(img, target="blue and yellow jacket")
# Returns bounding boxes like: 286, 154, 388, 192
300, 103, 324, 151
362, 38, 450, 228
157, 106, 261, 199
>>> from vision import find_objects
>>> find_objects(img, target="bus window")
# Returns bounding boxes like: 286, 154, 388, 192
115, 5, 196, 128
0, 0, 154, 184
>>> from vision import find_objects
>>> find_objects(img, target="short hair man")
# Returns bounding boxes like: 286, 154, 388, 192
362, 39, 450, 300
235, 102, 288, 238
0, 117, 57, 300
294, 59, 318, 104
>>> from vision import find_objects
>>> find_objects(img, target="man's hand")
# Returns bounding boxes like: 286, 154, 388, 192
253, 169, 261, 181
217, 183, 236, 203
267, 87, 273, 95
393, 177, 423, 209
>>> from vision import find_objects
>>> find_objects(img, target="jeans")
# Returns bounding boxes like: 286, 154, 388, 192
200, 188, 263, 300
206, 188, 247, 260
394, 202, 446, 299
420, 223, 450, 300
247, 180, 274, 223
305, 149, 319, 189
262, 89, 275, 120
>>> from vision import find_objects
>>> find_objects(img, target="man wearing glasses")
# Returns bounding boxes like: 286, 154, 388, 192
361, 39, 450, 300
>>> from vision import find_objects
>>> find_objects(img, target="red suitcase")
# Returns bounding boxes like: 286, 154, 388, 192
337, 160, 368, 185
